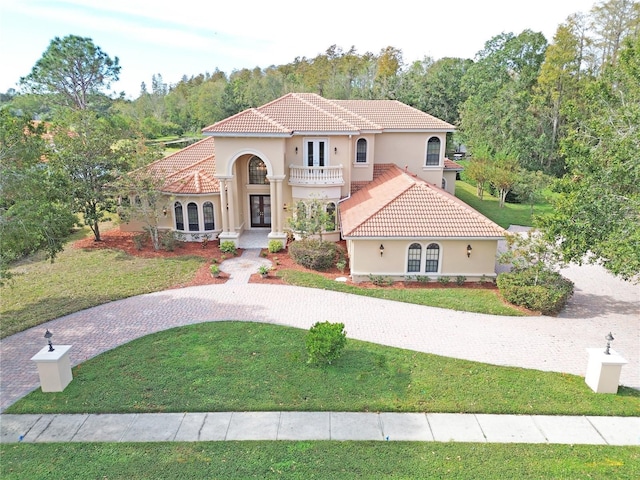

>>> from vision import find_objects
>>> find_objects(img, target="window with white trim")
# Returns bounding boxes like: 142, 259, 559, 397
174, 202, 184, 231
305, 139, 327, 167
407, 243, 422, 272
187, 202, 199, 231
203, 202, 214, 230
425, 243, 440, 272
426, 137, 441, 166
356, 138, 367, 163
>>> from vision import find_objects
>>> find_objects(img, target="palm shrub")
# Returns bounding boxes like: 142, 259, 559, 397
289, 239, 336, 270
306, 321, 347, 365
497, 268, 574, 315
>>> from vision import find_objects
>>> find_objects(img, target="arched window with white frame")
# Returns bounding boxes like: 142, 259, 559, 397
203, 202, 214, 230
426, 137, 441, 166
407, 243, 422, 272
356, 138, 367, 163
425, 243, 440, 272
187, 202, 199, 231
174, 202, 184, 231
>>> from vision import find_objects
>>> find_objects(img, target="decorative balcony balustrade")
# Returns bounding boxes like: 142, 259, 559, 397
288, 164, 344, 186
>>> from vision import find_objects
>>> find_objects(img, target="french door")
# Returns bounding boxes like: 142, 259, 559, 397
250, 195, 271, 227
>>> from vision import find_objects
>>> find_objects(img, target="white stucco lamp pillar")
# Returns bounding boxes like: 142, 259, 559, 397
585, 332, 627, 394
31, 329, 73, 392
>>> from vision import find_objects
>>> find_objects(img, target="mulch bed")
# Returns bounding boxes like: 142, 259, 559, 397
73, 229, 498, 291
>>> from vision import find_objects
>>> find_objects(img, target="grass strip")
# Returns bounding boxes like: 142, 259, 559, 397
278, 270, 524, 316
8, 322, 639, 416
2, 443, 639, 479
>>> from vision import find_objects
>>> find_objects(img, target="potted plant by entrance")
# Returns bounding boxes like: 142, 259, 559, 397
258, 265, 271, 278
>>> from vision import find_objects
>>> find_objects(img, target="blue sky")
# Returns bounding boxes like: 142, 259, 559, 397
1, 0, 597, 99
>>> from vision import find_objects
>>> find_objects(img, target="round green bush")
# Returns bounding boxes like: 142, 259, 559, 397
288, 239, 337, 271
497, 268, 574, 315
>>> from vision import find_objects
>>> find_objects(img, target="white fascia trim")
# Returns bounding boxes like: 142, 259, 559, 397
343, 236, 504, 240
202, 132, 292, 138
382, 128, 455, 133
293, 130, 359, 136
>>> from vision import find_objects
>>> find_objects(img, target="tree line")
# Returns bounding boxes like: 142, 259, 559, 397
1, 0, 638, 282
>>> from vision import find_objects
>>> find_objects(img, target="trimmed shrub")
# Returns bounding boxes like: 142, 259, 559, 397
288, 239, 336, 271
306, 321, 347, 365
497, 268, 574, 315
368, 274, 393, 286
268, 239, 284, 253
219, 241, 237, 255
455, 275, 466, 286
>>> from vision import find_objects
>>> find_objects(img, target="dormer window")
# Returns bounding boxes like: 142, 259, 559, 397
356, 138, 367, 163
426, 137, 441, 166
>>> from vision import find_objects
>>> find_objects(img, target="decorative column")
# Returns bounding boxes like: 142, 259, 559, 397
31, 344, 73, 392
215, 175, 238, 245
267, 175, 287, 242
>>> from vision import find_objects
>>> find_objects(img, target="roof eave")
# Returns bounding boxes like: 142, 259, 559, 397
202, 132, 292, 138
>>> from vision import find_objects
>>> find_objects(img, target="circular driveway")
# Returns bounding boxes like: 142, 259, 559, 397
1, 260, 638, 412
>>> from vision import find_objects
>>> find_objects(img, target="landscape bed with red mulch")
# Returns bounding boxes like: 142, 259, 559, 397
73, 229, 499, 291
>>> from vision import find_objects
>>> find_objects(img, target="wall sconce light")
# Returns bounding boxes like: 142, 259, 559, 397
379, 244, 385, 257
334, 147, 337, 154
604, 332, 614, 355
295, 147, 298, 154
44, 329, 55, 352
283, 203, 288, 211
162, 207, 167, 216
466, 244, 472, 258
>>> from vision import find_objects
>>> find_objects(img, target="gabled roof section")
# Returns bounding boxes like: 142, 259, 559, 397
202, 93, 454, 135
141, 137, 219, 194
340, 164, 504, 238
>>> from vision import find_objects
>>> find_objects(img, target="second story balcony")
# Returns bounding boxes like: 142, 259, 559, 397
288, 164, 344, 186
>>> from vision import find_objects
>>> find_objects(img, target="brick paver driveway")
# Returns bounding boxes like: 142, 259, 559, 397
1, 262, 638, 411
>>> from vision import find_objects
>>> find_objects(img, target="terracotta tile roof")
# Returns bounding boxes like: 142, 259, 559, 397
202, 93, 455, 135
340, 164, 504, 238
142, 137, 219, 194
444, 158, 464, 170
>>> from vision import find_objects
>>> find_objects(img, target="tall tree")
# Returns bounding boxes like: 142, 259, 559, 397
540, 35, 640, 281
49, 110, 131, 241
0, 109, 76, 283
460, 31, 548, 171
590, 0, 640, 71
20, 35, 120, 110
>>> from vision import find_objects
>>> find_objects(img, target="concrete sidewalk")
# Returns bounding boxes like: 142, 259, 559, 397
1, 412, 638, 445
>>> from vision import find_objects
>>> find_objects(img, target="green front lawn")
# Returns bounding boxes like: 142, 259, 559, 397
454, 180, 554, 229
3, 443, 638, 480
0, 247, 204, 339
8, 322, 639, 416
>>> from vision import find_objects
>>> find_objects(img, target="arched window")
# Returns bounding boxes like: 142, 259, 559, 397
426, 137, 441, 166
187, 202, 199, 231
407, 243, 422, 272
174, 202, 184, 231
326, 202, 336, 231
203, 202, 214, 230
425, 243, 440, 272
248, 156, 268, 184
356, 138, 367, 163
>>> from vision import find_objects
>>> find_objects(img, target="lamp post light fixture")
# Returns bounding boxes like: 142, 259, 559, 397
466, 244, 472, 258
162, 207, 167, 216
44, 329, 55, 352
379, 244, 385, 257
604, 332, 614, 355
